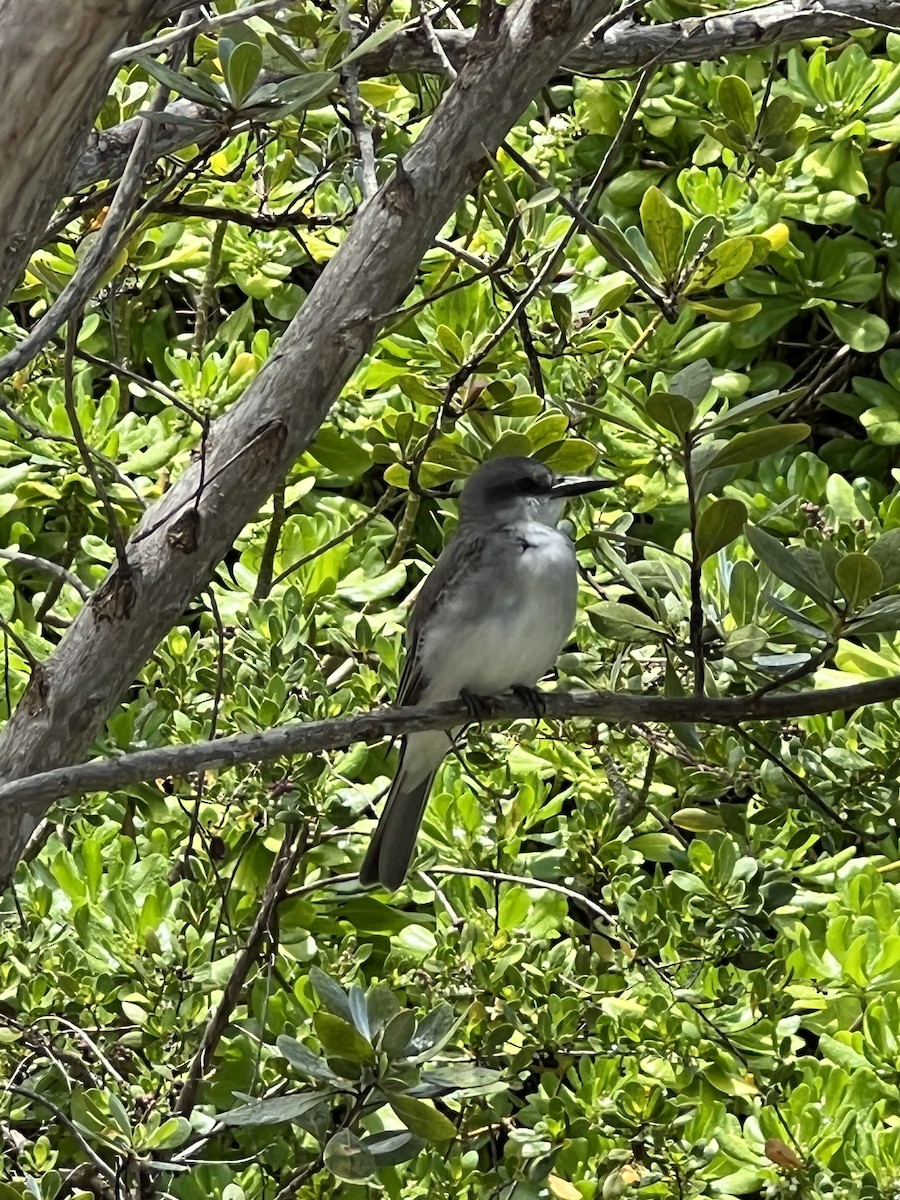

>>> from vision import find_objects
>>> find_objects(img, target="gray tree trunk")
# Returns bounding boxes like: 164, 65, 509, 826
0, 0, 160, 305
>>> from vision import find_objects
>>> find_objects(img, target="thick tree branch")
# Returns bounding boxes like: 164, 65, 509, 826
362, 0, 900, 76
0, 0, 161, 305
0, 0, 613, 887
2, 675, 899, 813
64, 0, 900, 197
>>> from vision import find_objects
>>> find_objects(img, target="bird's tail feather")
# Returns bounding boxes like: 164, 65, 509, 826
359, 732, 446, 890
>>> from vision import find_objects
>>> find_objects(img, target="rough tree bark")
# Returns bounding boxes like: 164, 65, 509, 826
65, 0, 900, 196
0, 0, 613, 888
0, 0, 162, 306
3, 674, 900, 814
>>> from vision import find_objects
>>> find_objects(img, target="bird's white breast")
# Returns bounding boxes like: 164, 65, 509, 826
419, 523, 578, 702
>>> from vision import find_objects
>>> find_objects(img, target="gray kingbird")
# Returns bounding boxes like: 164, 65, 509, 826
359, 455, 612, 891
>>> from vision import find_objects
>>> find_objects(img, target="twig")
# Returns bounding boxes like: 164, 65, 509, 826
175, 587, 228, 882
409, 69, 656, 485
0, 616, 37, 673
149, 201, 347, 230
192, 220, 226, 355
272, 1083, 375, 1200
270, 490, 395, 588
421, 9, 458, 79
63, 320, 130, 574
0, 13, 196, 385
5, 1085, 118, 1184
6, 671, 900, 812
111, 0, 295, 64
428, 865, 619, 929
458, 69, 656, 391
339, 2, 378, 203
0, 549, 90, 601
254, 485, 287, 600
31, 1016, 127, 1087
175, 826, 308, 1117
737, 727, 881, 853
74, 347, 206, 426
684, 433, 704, 695
750, 639, 836, 700
500, 120, 673, 316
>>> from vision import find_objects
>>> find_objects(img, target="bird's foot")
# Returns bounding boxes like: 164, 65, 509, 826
512, 685, 546, 719
459, 687, 491, 721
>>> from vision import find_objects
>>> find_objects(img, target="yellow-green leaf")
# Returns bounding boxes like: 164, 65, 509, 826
704, 424, 809, 471
640, 186, 684, 280
389, 1094, 457, 1142
718, 75, 755, 133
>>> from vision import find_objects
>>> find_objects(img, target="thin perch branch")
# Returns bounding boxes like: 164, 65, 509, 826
2, 674, 900, 812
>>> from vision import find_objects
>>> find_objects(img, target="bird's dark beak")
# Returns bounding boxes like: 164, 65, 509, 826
550, 476, 617, 498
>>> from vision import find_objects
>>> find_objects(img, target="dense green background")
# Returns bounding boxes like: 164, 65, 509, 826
3, 3, 900, 1197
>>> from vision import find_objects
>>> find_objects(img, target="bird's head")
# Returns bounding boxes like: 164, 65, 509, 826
458, 455, 614, 528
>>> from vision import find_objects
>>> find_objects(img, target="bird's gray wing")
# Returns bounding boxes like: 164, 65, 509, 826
396, 527, 486, 706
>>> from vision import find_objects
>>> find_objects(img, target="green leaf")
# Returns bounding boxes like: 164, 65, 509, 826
388, 1094, 457, 1142
588, 601, 665, 642
348, 984, 370, 1037
398, 375, 443, 406
414, 1065, 505, 1099
407, 1003, 462, 1058
688, 298, 761, 322
759, 94, 801, 136
745, 525, 835, 610
142, 1116, 192, 1150
313, 1012, 375, 1064
694, 498, 747, 561
645, 392, 694, 437
381, 1010, 416, 1060
704, 424, 809, 471
701, 119, 747, 157
323, 1129, 377, 1181
277, 1035, 340, 1082
498, 884, 531, 930
436, 324, 465, 363
264, 71, 340, 115
629, 833, 682, 862
672, 808, 724, 832
640, 186, 684, 279
362, 1128, 427, 1166
728, 560, 759, 626
339, 18, 405, 66
718, 75, 755, 133
141, 59, 225, 107
827, 306, 889, 353
835, 553, 883, 610
669, 360, 714, 402
868, 529, 900, 588
725, 623, 769, 661
367, 984, 402, 1038
219, 1090, 325, 1127
690, 237, 756, 290
309, 966, 353, 1021
705, 388, 798, 432
845, 596, 900, 635
219, 23, 263, 107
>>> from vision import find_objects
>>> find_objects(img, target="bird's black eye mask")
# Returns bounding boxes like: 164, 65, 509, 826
477, 473, 552, 504
516, 475, 549, 496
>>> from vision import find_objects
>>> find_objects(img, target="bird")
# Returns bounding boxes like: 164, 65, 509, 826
359, 454, 612, 891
